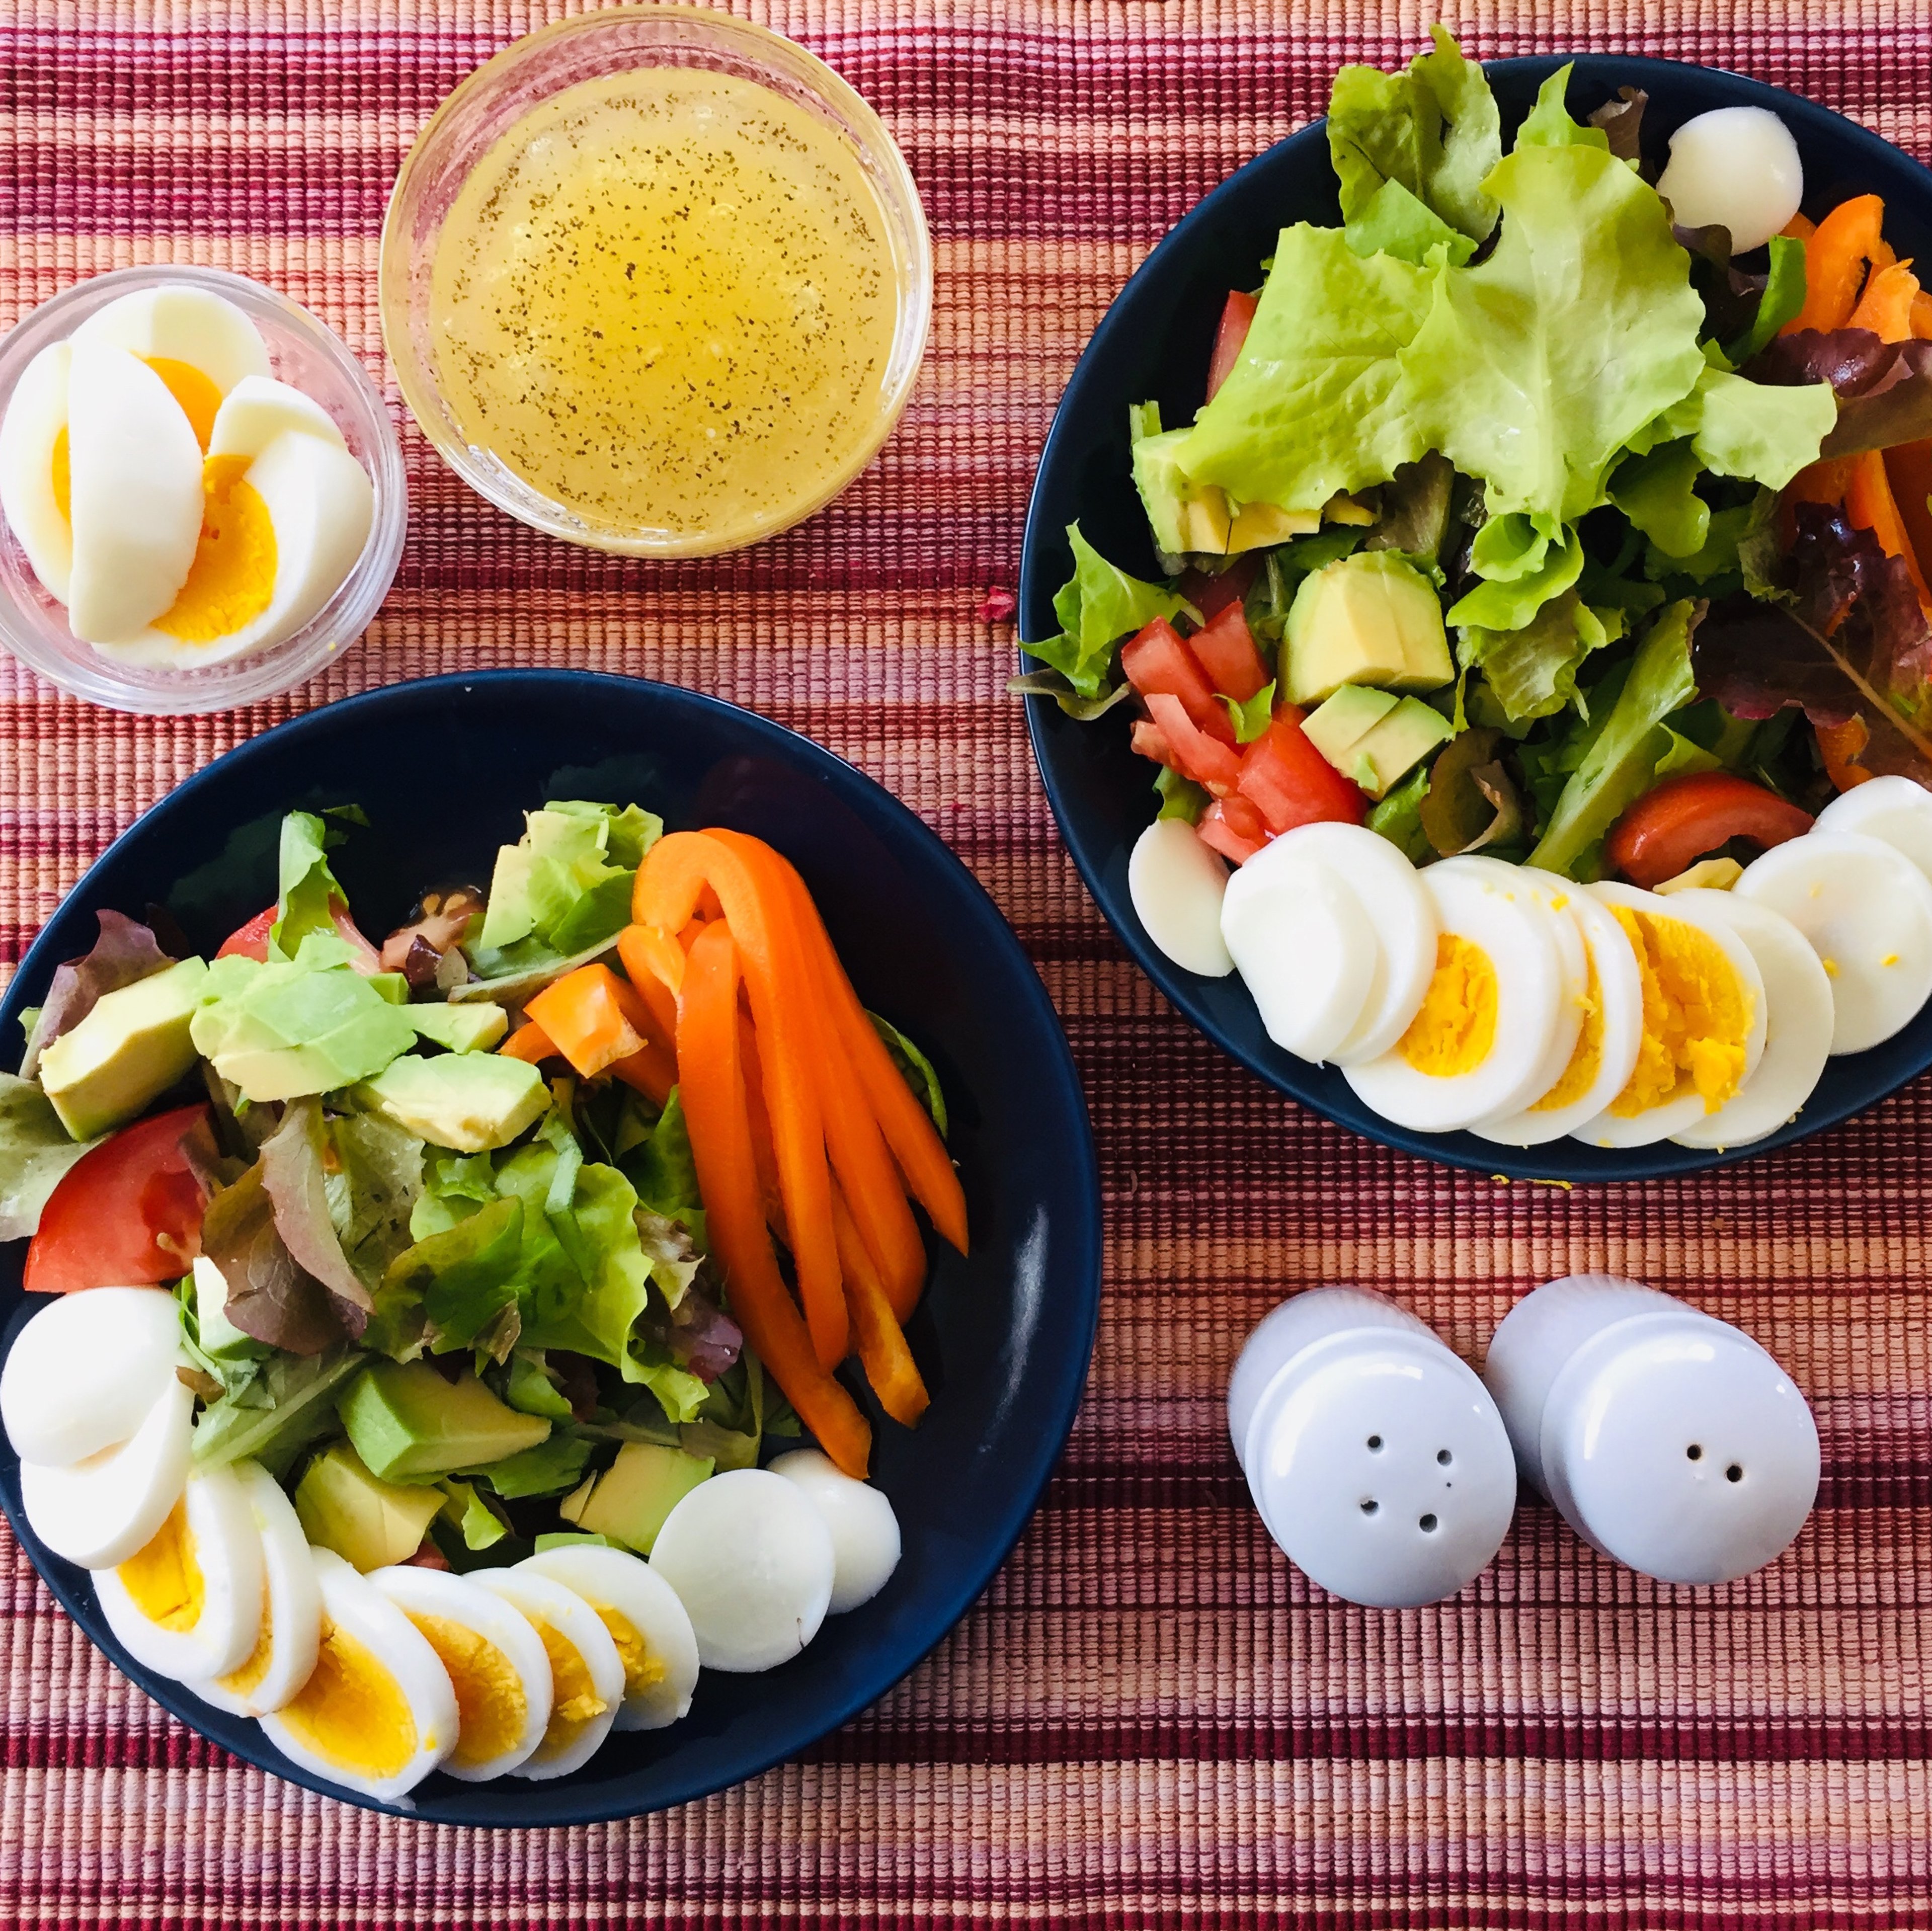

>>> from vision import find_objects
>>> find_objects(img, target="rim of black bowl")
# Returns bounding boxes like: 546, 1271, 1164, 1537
1021, 53, 1932, 1184
0, 670, 1103, 1825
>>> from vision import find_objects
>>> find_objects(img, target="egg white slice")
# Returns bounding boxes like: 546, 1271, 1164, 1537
20, 1375, 193, 1569
192, 1462, 323, 1717
2, 1285, 183, 1468
471, 1568, 625, 1779
208, 376, 349, 463
649, 1467, 837, 1674
1655, 107, 1804, 254
64, 342, 205, 645
369, 1565, 553, 1781
95, 429, 374, 669
768, 1450, 903, 1616
1815, 776, 1932, 886
1128, 819, 1234, 977
1735, 830, 1932, 1053
0, 341, 74, 602
1341, 857, 1570, 1134
96, 1462, 264, 1682
1220, 839, 1378, 1063
1670, 891, 1835, 1150
260, 1547, 458, 1803
71, 285, 270, 399
1474, 886, 1646, 1146
1572, 881, 1768, 1148
521, 1544, 700, 1730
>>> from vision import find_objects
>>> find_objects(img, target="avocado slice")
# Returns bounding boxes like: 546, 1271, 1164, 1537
37, 956, 208, 1140
358, 1053, 548, 1153
1132, 424, 1232, 557
1345, 698, 1456, 799
339, 1358, 551, 1481
294, 1441, 445, 1572
1283, 552, 1454, 705
1302, 684, 1401, 766
405, 1001, 509, 1055
558, 1440, 713, 1555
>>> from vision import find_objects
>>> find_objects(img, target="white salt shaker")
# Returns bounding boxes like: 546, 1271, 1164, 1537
1227, 1288, 1518, 1609
1482, 1274, 1820, 1586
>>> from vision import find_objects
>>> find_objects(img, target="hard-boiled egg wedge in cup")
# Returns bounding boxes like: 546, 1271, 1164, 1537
0, 283, 373, 666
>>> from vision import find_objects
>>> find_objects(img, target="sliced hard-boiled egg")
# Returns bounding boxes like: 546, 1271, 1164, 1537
1476, 883, 1646, 1147
95, 428, 374, 669
769, 1449, 903, 1616
95, 1463, 264, 1682
1220, 837, 1378, 1062
649, 1467, 836, 1674
70, 285, 271, 418
1815, 775, 1932, 884
1129, 819, 1234, 977
1342, 856, 1575, 1133
1, 1285, 183, 1467
1670, 891, 1835, 1150
20, 1375, 193, 1569
260, 1547, 457, 1803
521, 1544, 700, 1731
64, 342, 205, 644
471, 1566, 625, 1779
1735, 829, 1932, 1053
208, 375, 349, 463
0, 342, 74, 602
369, 1564, 553, 1781
192, 1461, 323, 1718
1656, 107, 1804, 255
1572, 881, 1767, 1147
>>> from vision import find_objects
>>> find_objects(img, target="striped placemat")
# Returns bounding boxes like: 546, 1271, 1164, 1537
3, 1, 1930, 1922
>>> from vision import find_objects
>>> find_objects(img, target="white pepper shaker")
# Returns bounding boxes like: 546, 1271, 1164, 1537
1482, 1273, 1820, 1586
1227, 1287, 1517, 1609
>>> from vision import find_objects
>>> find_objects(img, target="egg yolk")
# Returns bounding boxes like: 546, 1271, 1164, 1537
275, 1616, 419, 1780
152, 453, 277, 644
142, 357, 222, 451
1606, 905, 1752, 1117
529, 1618, 609, 1764
1397, 933, 1499, 1077
404, 1612, 528, 1773
1531, 946, 1603, 1113
594, 1607, 667, 1700
217, 1582, 275, 1698
116, 1498, 205, 1633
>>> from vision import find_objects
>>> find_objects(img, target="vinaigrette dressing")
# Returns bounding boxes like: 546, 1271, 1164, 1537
429, 67, 899, 544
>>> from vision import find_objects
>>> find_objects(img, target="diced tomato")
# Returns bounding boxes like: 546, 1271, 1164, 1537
1177, 554, 1260, 623
1144, 693, 1245, 792
1188, 603, 1270, 701
1130, 718, 1179, 767
1605, 773, 1815, 888
217, 907, 275, 961
1205, 289, 1259, 405
1197, 796, 1269, 864
1121, 617, 1235, 744
25, 1103, 213, 1295
1236, 708, 1370, 836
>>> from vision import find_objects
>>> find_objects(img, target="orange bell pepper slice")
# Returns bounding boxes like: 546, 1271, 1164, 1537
833, 1185, 929, 1427
676, 921, 870, 1478
1849, 260, 1922, 343
636, 832, 847, 1369
1884, 440, 1932, 598
1815, 716, 1874, 791
616, 924, 684, 1041
1846, 450, 1932, 606
500, 1020, 558, 1065
1786, 194, 1891, 336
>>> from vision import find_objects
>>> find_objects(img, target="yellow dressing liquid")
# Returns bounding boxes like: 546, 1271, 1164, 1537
429, 67, 900, 545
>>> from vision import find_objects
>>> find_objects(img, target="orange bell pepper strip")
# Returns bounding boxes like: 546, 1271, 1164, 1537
525, 964, 646, 1079
616, 924, 684, 1041
636, 832, 847, 1370
1914, 291, 1932, 339
676, 921, 870, 1478
833, 1185, 929, 1427
1815, 716, 1874, 791
608, 1040, 678, 1108
1846, 450, 1932, 606
500, 1020, 558, 1065
1786, 194, 1891, 336
1849, 260, 1921, 342
740, 1013, 787, 1235
1780, 211, 1816, 242
1884, 440, 1932, 595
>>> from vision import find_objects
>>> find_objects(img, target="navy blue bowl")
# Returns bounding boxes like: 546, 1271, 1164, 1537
0, 671, 1101, 1825
1021, 55, 1932, 1182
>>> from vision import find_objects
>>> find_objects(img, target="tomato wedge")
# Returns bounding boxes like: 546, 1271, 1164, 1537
217, 907, 276, 961
1205, 289, 1259, 404
1235, 709, 1369, 836
1197, 796, 1269, 864
25, 1103, 212, 1295
1143, 693, 1245, 791
216, 901, 382, 974
1604, 773, 1815, 888
1121, 618, 1235, 744
1188, 603, 1270, 702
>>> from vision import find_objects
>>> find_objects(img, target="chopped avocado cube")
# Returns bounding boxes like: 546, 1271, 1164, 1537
534, 1531, 622, 1553
558, 1440, 713, 1555
1340, 698, 1456, 799
1303, 684, 1402, 766
1227, 498, 1322, 552
294, 1441, 445, 1572
406, 1002, 509, 1055
190, 1255, 270, 1362
1133, 426, 1233, 555
436, 1477, 508, 1551
465, 1431, 592, 1500
38, 956, 208, 1140
339, 1358, 551, 1481
1283, 552, 1454, 705
358, 1053, 547, 1152
367, 973, 411, 1006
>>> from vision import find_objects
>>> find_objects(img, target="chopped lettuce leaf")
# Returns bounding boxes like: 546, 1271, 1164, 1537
1447, 525, 1585, 631
201, 1160, 357, 1357
1154, 766, 1210, 825
624, 1088, 703, 1237
1513, 66, 1611, 151
1458, 591, 1620, 725
259, 1098, 374, 1326
870, 1013, 949, 1138
1365, 761, 1433, 862
191, 1347, 363, 1477
325, 1112, 424, 1290
472, 803, 652, 964
502, 1349, 577, 1421
384, 1193, 525, 1355
1021, 525, 1195, 701
1218, 680, 1278, 744
1729, 235, 1809, 364
0, 1073, 99, 1240
269, 811, 361, 963
1659, 364, 1836, 490
436, 1478, 509, 1550
1611, 439, 1709, 558
466, 1432, 593, 1500
1344, 178, 1476, 267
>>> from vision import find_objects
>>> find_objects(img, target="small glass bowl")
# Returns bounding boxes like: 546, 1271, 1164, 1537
380, 6, 933, 558
0, 265, 406, 715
